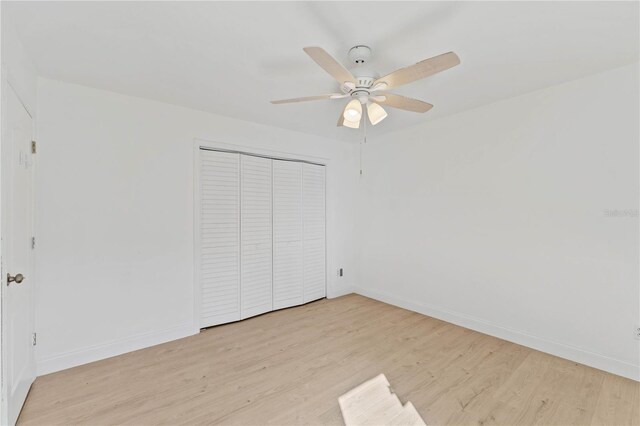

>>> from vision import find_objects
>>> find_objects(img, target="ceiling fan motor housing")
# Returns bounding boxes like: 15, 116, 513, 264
348, 45, 372, 65
354, 76, 375, 88
348, 45, 377, 90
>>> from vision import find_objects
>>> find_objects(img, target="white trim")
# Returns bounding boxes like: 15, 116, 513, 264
192, 141, 202, 333
323, 163, 328, 302
36, 323, 194, 376
194, 138, 330, 166
5, 80, 33, 119
354, 286, 640, 382
327, 286, 354, 299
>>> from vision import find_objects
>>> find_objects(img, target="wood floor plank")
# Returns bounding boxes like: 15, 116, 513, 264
591, 372, 640, 425
17, 294, 640, 425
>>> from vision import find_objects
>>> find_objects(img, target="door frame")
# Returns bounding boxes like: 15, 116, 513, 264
192, 138, 329, 333
0, 76, 37, 425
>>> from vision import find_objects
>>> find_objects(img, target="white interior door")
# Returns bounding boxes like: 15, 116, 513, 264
272, 160, 303, 310
240, 155, 272, 319
199, 150, 241, 327
1, 85, 36, 426
302, 163, 326, 303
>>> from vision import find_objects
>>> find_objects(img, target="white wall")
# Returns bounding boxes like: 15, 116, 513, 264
1, 14, 38, 115
355, 63, 640, 380
35, 78, 359, 375
31, 63, 640, 380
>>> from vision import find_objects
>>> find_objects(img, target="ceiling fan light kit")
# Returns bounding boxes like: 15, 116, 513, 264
342, 118, 360, 129
343, 99, 362, 122
271, 45, 460, 129
367, 102, 388, 126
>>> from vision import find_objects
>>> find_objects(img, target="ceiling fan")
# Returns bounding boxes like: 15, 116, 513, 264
271, 45, 460, 129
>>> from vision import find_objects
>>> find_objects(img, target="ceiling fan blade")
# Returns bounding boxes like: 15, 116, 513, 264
373, 51, 460, 90
271, 93, 346, 104
374, 93, 433, 113
303, 47, 356, 85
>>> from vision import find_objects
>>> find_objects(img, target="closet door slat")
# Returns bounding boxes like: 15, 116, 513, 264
273, 160, 303, 309
240, 155, 273, 319
200, 150, 241, 327
303, 163, 326, 303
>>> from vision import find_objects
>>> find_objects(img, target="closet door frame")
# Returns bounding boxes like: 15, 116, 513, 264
193, 138, 328, 333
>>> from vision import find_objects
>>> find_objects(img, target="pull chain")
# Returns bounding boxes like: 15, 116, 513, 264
359, 141, 363, 176
360, 110, 367, 176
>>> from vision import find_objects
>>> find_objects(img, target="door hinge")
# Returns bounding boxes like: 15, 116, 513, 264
31, 140, 37, 154
32, 237, 35, 250
32, 333, 37, 346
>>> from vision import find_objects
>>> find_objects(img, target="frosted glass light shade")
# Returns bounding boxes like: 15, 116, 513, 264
343, 117, 360, 129
367, 102, 388, 125
343, 99, 362, 122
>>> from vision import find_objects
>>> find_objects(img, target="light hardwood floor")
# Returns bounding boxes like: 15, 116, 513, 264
18, 294, 639, 425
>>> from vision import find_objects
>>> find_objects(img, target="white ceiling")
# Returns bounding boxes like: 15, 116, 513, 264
5, 1, 639, 142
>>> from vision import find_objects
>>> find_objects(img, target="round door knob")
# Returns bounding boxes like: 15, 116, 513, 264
7, 273, 25, 285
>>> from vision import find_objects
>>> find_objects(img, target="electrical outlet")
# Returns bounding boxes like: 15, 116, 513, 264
635, 327, 640, 340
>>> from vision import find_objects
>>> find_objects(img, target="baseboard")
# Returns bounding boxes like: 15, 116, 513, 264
354, 286, 640, 381
327, 284, 354, 299
36, 323, 196, 376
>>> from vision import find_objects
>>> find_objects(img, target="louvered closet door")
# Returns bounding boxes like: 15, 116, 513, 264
199, 150, 240, 327
240, 155, 273, 319
303, 163, 326, 303
272, 160, 303, 310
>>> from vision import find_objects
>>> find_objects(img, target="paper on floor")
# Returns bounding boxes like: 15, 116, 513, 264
338, 374, 426, 426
